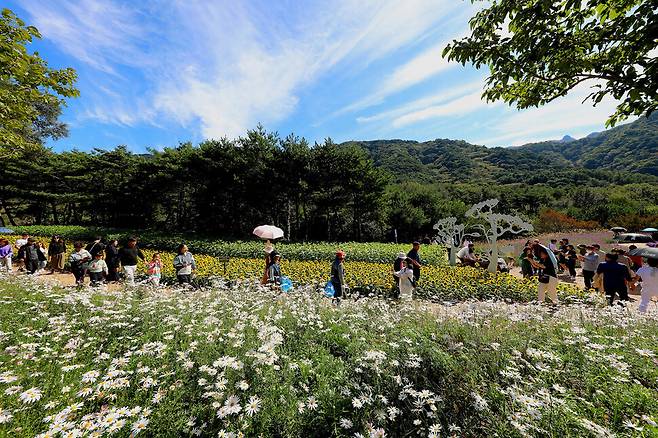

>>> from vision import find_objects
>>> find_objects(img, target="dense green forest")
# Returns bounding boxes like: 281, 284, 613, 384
1, 114, 657, 241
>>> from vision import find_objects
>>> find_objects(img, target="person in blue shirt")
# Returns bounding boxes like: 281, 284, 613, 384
596, 252, 632, 305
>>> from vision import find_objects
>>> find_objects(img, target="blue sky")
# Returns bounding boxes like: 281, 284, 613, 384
8, 0, 624, 152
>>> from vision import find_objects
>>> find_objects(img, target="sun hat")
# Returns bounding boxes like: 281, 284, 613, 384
397, 251, 407, 259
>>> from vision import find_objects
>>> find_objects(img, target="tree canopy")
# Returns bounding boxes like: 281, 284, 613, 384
443, 0, 658, 127
0, 8, 78, 156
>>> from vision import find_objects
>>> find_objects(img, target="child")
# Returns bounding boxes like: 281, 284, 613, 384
87, 252, 108, 287
393, 257, 415, 301
69, 242, 92, 286
147, 253, 162, 287
173, 244, 196, 285
268, 253, 282, 287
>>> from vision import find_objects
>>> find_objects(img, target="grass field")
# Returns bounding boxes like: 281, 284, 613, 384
0, 277, 656, 437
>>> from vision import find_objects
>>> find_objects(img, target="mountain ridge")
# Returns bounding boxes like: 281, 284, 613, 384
342, 113, 658, 184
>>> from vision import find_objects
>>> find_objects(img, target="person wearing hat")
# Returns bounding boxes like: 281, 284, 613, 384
331, 251, 346, 305
407, 242, 422, 285
392, 252, 406, 298
393, 257, 415, 301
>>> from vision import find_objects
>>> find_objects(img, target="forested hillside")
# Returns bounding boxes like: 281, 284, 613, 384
347, 112, 658, 183
1, 115, 657, 241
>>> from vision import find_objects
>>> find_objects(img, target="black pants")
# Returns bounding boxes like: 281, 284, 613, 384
25, 259, 39, 274
178, 274, 192, 284
566, 259, 576, 277
89, 272, 104, 285
331, 280, 342, 298
106, 263, 119, 281
606, 287, 629, 305
583, 270, 595, 289
72, 265, 87, 284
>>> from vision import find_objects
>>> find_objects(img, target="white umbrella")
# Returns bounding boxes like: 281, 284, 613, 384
253, 225, 284, 240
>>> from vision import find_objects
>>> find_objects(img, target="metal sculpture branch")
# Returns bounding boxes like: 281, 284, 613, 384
433, 217, 466, 266
465, 199, 533, 272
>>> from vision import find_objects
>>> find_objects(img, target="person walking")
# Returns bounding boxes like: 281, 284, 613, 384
173, 244, 196, 285
0, 239, 13, 274
331, 250, 346, 305
407, 241, 422, 285
637, 258, 658, 313
47, 236, 66, 274
578, 245, 600, 290
564, 244, 578, 281
393, 257, 415, 301
69, 242, 92, 286
104, 239, 120, 282
596, 253, 632, 306
85, 236, 105, 258
119, 238, 145, 287
87, 252, 108, 286
14, 233, 28, 272
18, 238, 46, 275
392, 252, 406, 298
37, 242, 48, 272
146, 253, 162, 287
528, 247, 558, 304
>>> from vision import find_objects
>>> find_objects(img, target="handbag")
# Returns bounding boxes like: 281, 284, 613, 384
538, 272, 550, 284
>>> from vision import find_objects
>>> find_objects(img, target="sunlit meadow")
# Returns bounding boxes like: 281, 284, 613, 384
1, 274, 658, 437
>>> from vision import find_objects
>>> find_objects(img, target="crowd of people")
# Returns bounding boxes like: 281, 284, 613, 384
1, 233, 656, 312
0, 234, 198, 288
517, 238, 658, 311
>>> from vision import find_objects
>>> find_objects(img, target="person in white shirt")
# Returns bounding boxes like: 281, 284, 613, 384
636, 258, 658, 313
393, 258, 415, 301
457, 243, 478, 267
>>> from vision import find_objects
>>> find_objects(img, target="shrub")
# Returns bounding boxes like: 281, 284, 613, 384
534, 209, 599, 233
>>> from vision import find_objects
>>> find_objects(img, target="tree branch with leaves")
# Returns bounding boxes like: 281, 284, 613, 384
443, 0, 658, 127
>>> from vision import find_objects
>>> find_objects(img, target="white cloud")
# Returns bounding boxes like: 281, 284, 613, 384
17, 0, 146, 74
18, 0, 470, 138
356, 81, 484, 124
475, 83, 624, 147
391, 90, 497, 128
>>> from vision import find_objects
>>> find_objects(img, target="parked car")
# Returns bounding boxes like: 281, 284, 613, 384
612, 233, 656, 249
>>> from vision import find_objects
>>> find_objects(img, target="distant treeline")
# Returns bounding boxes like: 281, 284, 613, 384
1, 126, 658, 241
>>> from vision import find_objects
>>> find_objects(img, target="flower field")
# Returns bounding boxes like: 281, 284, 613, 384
0, 277, 657, 437
5, 227, 448, 265
1, 234, 585, 303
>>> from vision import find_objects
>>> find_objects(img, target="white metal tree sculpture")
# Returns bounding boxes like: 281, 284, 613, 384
465, 199, 534, 272
433, 217, 466, 266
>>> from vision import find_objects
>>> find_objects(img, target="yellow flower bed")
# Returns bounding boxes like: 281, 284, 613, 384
1, 235, 585, 302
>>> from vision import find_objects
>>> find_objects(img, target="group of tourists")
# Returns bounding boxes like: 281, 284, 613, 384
0, 234, 198, 288
518, 238, 658, 311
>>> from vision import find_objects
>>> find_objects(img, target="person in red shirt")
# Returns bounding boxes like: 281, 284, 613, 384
628, 245, 643, 271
